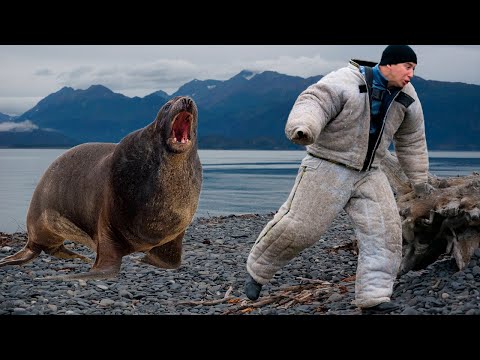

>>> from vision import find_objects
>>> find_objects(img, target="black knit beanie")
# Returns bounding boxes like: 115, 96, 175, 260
379, 45, 417, 65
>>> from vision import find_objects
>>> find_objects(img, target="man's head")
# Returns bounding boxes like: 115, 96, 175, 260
379, 45, 417, 88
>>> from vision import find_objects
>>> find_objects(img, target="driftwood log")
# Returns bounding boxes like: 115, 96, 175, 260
382, 151, 480, 274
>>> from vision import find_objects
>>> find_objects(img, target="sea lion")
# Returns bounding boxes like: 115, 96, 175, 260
0, 95, 202, 280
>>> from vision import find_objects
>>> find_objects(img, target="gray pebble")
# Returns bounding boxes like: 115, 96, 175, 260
119, 290, 133, 299
99, 299, 115, 306
401, 307, 419, 315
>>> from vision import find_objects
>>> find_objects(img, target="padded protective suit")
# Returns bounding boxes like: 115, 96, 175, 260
246, 60, 429, 308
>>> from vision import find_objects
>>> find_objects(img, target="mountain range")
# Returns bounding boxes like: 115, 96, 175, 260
0, 112, 11, 121
1, 70, 479, 150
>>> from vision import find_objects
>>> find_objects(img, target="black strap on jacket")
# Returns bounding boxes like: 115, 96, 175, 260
363, 65, 374, 111
361, 65, 382, 171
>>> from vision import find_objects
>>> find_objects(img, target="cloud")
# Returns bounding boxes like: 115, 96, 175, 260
34, 68, 54, 76
0, 120, 38, 132
0, 97, 43, 116
237, 55, 345, 79
48, 54, 344, 97
56, 59, 200, 95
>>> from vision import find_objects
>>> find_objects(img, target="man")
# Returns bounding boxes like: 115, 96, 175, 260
245, 45, 434, 315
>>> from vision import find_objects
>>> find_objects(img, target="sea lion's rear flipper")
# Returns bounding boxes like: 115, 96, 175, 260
36, 241, 123, 281
141, 232, 184, 269
0, 245, 41, 267
46, 244, 93, 263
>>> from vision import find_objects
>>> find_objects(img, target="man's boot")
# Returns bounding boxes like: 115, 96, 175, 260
245, 274, 262, 301
361, 301, 400, 315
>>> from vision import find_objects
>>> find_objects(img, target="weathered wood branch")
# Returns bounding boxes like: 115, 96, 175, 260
221, 281, 340, 315
382, 151, 480, 273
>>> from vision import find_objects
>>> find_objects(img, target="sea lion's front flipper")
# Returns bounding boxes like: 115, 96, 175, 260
46, 244, 93, 263
0, 245, 41, 267
141, 232, 184, 269
36, 238, 123, 281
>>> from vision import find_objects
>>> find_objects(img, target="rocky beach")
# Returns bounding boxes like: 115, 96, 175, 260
1, 212, 479, 316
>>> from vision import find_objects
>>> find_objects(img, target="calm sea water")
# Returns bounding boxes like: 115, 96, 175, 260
1, 148, 479, 233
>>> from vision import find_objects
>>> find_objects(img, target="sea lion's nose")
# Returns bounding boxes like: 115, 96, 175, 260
182, 97, 193, 110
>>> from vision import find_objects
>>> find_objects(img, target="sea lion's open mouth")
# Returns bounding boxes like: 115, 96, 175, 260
170, 111, 192, 144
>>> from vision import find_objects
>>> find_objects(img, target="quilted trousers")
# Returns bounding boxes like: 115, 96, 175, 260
246, 154, 402, 308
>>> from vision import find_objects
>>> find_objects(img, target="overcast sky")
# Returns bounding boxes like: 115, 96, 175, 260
1, 45, 479, 116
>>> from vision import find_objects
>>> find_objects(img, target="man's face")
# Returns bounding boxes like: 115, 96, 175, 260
385, 62, 416, 88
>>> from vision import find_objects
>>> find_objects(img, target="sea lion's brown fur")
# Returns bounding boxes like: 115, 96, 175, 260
0, 96, 202, 280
